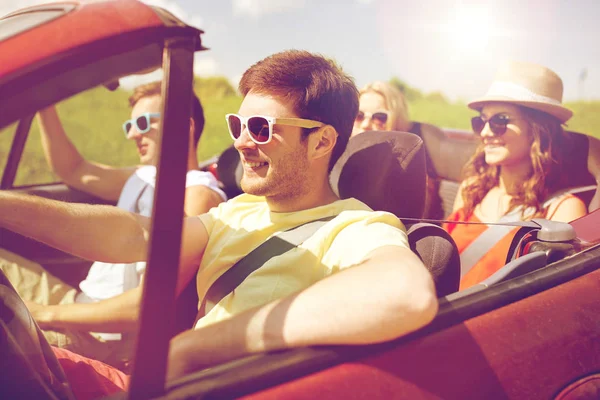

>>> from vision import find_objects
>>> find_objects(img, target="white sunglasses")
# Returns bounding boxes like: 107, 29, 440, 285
225, 113, 324, 144
355, 110, 389, 125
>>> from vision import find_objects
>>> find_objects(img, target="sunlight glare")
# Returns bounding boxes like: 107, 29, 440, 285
446, 6, 492, 53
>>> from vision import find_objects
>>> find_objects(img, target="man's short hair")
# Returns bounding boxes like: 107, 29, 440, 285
238, 50, 359, 171
128, 81, 205, 148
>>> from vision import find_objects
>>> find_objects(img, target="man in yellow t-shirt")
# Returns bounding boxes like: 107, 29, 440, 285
0, 50, 437, 386
194, 194, 409, 330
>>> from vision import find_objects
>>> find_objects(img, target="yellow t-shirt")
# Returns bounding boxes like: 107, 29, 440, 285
194, 193, 409, 329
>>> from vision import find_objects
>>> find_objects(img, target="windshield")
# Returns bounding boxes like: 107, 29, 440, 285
0, 4, 74, 41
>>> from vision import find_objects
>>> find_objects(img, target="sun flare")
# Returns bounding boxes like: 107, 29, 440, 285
445, 5, 493, 53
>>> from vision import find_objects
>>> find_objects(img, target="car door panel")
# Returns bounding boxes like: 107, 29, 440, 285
238, 267, 600, 400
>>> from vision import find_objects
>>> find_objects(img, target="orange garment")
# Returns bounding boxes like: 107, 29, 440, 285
444, 194, 583, 290
443, 209, 518, 290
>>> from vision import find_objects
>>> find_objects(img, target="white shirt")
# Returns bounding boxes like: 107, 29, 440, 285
75, 166, 226, 339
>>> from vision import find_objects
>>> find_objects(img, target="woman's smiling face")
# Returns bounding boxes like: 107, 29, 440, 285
479, 103, 533, 167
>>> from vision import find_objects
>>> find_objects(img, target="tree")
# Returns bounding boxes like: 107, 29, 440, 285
389, 77, 423, 102
425, 91, 449, 103
194, 76, 237, 99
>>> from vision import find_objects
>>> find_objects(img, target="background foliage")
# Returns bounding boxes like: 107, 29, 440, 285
0, 76, 597, 186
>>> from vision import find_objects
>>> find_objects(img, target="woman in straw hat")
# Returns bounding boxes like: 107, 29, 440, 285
352, 81, 444, 219
444, 61, 588, 290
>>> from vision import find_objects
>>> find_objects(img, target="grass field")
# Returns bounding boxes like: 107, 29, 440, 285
0, 84, 598, 187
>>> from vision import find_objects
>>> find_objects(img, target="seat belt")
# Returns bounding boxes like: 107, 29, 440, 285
403, 192, 573, 278
458, 209, 524, 278
193, 215, 336, 326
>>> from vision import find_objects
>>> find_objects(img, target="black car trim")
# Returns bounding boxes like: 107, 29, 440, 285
1, 114, 33, 189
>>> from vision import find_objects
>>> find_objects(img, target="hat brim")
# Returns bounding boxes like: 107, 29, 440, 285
468, 96, 573, 124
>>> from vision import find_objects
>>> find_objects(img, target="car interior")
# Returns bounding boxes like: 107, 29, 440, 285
3, 119, 598, 305
2, 2, 600, 398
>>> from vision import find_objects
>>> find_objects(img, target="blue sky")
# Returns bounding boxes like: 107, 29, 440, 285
185, 0, 600, 102
3, 0, 599, 101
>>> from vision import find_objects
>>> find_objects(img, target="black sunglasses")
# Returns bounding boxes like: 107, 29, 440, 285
471, 114, 512, 136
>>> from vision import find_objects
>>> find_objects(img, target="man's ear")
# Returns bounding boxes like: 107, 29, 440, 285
308, 125, 338, 162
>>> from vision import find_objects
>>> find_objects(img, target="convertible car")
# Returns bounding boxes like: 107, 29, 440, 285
1, 1, 599, 399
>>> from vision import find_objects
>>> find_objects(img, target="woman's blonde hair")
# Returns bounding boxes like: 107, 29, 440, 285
461, 106, 570, 218
359, 81, 411, 132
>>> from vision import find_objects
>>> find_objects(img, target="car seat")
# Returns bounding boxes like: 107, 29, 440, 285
546, 131, 597, 208
215, 145, 244, 200
329, 130, 460, 297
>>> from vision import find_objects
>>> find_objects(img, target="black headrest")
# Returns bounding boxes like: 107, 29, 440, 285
563, 131, 595, 188
216, 145, 243, 199
330, 131, 427, 219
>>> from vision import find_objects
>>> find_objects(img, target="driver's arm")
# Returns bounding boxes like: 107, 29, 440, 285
25, 236, 203, 332
22, 216, 208, 333
26, 284, 144, 333
0, 191, 149, 262
38, 106, 136, 202
166, 245, 438, 381
0, 191, 209, 267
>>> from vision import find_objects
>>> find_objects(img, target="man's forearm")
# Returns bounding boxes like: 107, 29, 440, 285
0, 191, 149, 263
38, 106, 86, 185
31, 286, 142, 333
37, 106, 133, 201
167, 246, 438, 380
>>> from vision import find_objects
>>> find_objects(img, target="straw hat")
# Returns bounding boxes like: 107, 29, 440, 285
468, 61, 573, 123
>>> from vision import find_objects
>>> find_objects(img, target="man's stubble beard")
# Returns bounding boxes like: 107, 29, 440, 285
241, 150, 312, 202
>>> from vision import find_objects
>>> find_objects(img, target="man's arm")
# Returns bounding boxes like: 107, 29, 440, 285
0, 192, 209, 266
25, 285, 143, 332
23, 216, 209, 333
183, 185, 223, 217
166, 245, 438, 381
38, 106, 136, 202
0, 191, 149, 262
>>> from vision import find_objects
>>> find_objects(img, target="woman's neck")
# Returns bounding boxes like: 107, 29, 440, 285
498, 161, 532, 195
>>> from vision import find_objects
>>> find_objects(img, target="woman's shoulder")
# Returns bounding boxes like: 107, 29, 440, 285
545, 193, 588, 222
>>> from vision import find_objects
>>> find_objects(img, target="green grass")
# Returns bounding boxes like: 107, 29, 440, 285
0, 87, 242, 186
0, 84, 598, 187
408, 98, 475, 130
565, 101, 600, 139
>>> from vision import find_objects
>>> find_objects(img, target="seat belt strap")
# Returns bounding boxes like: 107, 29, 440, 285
194, 215, 336, 326
459, 209, 525, 278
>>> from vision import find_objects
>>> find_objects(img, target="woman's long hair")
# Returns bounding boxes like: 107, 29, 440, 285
461, 106, 570, 219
